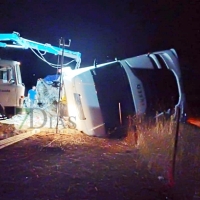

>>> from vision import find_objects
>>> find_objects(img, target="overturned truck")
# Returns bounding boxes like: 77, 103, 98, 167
36, 49, 186, 137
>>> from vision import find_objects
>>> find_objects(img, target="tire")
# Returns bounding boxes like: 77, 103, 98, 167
0, 104, 7, 120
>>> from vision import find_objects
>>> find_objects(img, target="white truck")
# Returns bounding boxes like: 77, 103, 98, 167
0, 59, 25, 118
0, 32, 186, 137
62, 49, 186, 137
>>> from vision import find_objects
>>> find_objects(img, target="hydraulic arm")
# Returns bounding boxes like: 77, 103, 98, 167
0, 32, 81, 68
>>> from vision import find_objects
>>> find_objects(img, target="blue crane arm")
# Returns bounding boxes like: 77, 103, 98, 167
0, 32, 81, 67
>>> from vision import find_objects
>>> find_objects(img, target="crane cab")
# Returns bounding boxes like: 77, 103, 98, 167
0, 59, 25, 117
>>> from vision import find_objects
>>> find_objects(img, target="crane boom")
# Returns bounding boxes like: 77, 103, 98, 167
0, 32, 81, 68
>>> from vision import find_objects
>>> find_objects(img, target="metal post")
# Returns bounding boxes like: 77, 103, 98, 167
170, 106, 181, 186
56, 38, 65, 133
119, 102, 122, 124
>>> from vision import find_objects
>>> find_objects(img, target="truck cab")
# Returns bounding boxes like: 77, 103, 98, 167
0, 59, 25, 116
63, 49, 186, 137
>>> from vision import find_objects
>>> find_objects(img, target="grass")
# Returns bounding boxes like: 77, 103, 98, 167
123, 115, 176, 175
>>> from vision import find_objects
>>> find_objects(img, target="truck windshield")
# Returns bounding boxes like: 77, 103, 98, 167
15, 64, 22, 84
91, 62, 135, 132
0, 67, 13, 82
132, 67, 179, 115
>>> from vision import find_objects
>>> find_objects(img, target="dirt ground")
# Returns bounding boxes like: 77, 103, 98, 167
0, 121, 200, 200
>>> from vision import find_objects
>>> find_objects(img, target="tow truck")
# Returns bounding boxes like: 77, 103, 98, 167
0, 32, 186, 137
0, 59, 24, 118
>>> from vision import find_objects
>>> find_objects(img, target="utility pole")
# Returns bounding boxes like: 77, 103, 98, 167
56, 37, 65, 134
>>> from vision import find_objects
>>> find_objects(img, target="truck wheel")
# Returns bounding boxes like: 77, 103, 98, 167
0, 104, 5, 114
0, 104, 7, 120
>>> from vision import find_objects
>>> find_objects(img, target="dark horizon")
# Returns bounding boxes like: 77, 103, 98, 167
0, 0, 199, 97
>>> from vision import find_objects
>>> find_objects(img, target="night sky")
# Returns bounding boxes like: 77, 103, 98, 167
0, 0, 199, 98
